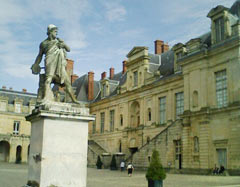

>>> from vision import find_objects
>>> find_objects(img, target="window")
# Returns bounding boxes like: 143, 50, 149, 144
120, 114, 123, 126
92, 120, 96, 134
0, 101, 6, 111
176, 92, 184, 117
133, 71, 138, 87
13, 121, 20, 135
103, 84, 107, 97
215, 17, 224, 43
174, 140, 181, 160
193, 91, 198, 107
110, 110, 115, 132
159, 97, 166, 124
15, 103, 21, 113
100, 112, 105, 133
215, 70, 227, 108
148, 108, 151, 121
194, 136, 199, 153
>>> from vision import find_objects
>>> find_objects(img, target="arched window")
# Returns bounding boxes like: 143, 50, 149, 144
193, 91, 198, 107
194, 136, 199, 153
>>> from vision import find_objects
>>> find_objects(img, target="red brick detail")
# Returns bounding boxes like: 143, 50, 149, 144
155, 40, 164, 55
122, 61, 127, 74
101, 72, 106, 80
162, 43, 169, 53
71, 74, 79, 85
88, 71, 94, 101
66, 59, 74, 77
22, 88, 27, 93
154, 40, 169, 54
2, 86, 6, 89
110, 67, 114, 79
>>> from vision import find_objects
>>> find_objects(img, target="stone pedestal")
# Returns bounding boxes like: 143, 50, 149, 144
26, 102, 95, 187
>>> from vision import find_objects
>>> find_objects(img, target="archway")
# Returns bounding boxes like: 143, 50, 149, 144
16, 145, 22, 164
0, 141, 10, 162
130, 101, 140, 128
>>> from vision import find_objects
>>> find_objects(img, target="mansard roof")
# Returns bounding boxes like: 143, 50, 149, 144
0, 89, 36, 105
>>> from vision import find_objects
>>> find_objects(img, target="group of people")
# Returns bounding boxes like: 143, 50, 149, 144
213, 165, 225, 175
120, 161, 134, 177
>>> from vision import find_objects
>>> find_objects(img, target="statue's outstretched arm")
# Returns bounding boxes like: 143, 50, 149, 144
31, 44, 44, 75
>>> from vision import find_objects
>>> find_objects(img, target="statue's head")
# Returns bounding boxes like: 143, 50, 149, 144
47, 24, 58, 35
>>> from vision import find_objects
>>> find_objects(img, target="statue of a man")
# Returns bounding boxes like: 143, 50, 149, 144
31, 24, 79, 104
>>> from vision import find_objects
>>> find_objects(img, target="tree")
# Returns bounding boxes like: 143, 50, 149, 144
110, 155, 117, 170
96, 155, 103, 169
146, 149, 166, 181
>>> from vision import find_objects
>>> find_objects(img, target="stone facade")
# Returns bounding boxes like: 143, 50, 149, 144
0, 88, 36, 163
81, 2, 240, 175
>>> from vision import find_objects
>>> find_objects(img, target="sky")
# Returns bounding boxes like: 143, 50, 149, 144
0, 0, 236, 93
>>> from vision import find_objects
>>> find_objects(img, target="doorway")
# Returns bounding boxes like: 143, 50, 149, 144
16, 145, 22, 164
217, 149, 227, 168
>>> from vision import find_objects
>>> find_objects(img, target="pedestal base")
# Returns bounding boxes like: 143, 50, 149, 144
26, 102, 94, 187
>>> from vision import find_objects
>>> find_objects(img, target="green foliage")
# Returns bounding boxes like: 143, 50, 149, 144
96, 155, 103, 169
146, 149, 166, 181
110, 155, 117, 170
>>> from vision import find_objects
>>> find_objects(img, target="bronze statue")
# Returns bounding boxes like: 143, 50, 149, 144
31, 24, 79, 104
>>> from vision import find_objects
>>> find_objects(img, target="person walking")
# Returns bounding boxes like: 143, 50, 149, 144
120, 161, 125, 172
127, 163, 134, 177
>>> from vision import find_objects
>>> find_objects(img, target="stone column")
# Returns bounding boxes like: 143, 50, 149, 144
26, 102, 94, 187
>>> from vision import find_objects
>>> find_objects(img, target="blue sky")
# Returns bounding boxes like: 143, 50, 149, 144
0, 0, 236, 93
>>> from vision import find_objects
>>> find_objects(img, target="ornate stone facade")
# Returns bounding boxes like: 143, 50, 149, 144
79, 2, 240, 174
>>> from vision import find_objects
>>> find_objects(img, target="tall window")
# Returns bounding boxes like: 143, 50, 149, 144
92, 120, 96, 134
120, 114, 123, 126
194, 136, 199, 153
148, 108, 151, 121
103, 84, 107, 97
0, 101, 6, 111
110, 110, 115, 132
159, 97, 166, 124
176, 92, 184, 117
13, 121, 20, 135
215, 70, 227, 108
100, 112, 105, 133
15, 103, 21, 113
133, 71, 138, 87
215, 17, 224, 43
174, 140, 181, 160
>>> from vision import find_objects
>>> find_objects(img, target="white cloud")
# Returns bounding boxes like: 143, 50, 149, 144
103, 2, 126, 22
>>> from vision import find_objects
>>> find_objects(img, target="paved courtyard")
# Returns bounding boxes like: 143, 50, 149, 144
0, 162, 240, 187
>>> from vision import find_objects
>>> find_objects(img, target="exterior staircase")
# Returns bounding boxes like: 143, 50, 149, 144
88, 140, 108, 167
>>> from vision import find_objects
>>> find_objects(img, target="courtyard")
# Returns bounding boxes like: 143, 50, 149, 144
0, 162, 240, 187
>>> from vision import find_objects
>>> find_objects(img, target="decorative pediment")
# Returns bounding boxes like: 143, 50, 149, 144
207, 5, 229, 18
186, 38, 202, 53
127, 46, 148, 58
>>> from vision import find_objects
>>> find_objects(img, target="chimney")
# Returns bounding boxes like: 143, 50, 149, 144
22, 88, 27, 93
9, 87, 13, 90
66, 59, 74, 77
122, 61, 127, 74
2, 86, 6, 89
162, 43, 169, 53
154, 40, 169, 55
101, 72, 106, 80
88, 71, 94, 101
71, 74, 79, 85
155, 40, 164, 55
110, 67, 114, 79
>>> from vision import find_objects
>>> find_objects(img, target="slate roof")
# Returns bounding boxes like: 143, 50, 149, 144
0, 89, 37, 105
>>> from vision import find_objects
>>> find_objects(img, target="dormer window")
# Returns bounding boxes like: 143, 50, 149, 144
215, 17, 225, 42
103, 84, 107, 97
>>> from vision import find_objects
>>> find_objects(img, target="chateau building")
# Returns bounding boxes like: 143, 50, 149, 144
0, 87, 36, 163
72, 1, 240, 175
